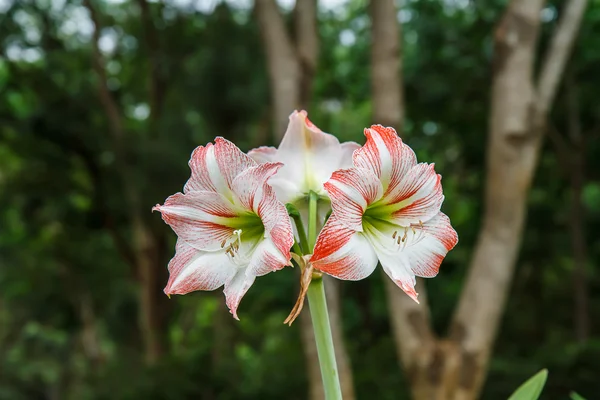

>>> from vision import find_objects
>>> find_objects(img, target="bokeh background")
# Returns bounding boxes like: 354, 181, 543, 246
1, 0, 599, 399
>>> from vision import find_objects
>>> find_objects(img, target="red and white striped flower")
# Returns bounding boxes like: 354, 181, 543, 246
249, 110, 359, 205
153, 138, 294, 319
311, 125, 458, 302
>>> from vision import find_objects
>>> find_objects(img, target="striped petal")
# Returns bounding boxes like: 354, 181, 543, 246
323, 167, 383, 231
367, 212, 458, 301
383, 163, 444, 226
164, 240, 236, 295
153, 191, 241, 251
246, 237, 290, 277
311, 215, 378, 280
185, 137, 255, 195
231, 162, 283, 212
353, 125, 417, 196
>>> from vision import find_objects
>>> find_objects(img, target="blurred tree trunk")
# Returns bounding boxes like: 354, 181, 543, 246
84, 0, 167, 365
371, 0, 588, 398
256, 2, 355, 399
255, 0, 301, 134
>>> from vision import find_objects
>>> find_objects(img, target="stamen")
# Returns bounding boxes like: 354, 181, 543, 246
224, 229, 243, 259
392, 231, 398, 239
402, 229, 408, 243
396, 235, 401, 245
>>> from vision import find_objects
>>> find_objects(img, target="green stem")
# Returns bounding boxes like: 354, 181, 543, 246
292, 242, 303, 256
306, 190, 342, 399
307, 278, 342, 399
308, 191, 319, 251
291, 213, 309, 254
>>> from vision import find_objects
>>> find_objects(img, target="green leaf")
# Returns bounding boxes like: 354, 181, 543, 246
508, 369, 548, 400
570, 392, 587, 400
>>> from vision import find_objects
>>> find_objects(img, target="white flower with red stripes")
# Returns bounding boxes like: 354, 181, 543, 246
249, 110, 359, 212
153, 138, 294, 319
311, 125, 458, 302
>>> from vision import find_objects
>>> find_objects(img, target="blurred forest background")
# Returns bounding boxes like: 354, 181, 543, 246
1, 0, 599, 399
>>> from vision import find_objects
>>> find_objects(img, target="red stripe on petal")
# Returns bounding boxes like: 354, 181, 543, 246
185, 144, 218, 193
154, 192, 239, 251
312, 216, 378, 280
354, 125, 417, 196
387, 164, 444, 226
214, 137, 256, 190
312, 215, 355, 262
257, 184, 294, 260
164, 241, 235, 295
324, 167, 382, 231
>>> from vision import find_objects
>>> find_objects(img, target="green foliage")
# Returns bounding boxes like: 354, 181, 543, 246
508, 369, 548, 400
0, 0, 599, 399
570, 392, 587, 400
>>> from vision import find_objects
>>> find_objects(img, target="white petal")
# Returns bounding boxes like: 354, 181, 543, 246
246, 238, 290, 277
339, 141, 361, 169
164, 240, 236, 295
153, 191, 241, 251
365, 212, 458, 301
248, 146, 277, 163
223, 269, 256, 320
311, 215, 378, 280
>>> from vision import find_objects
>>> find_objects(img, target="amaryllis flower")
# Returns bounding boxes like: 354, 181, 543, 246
249, 110, 360, 205
311, 125, 458, 302
153, 138, 294, 319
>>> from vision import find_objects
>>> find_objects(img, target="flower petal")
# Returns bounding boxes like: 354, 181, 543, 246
353, 125, 416, 194
153, 191, 241, 251
340, 141, 361, 168
324, 167, 383, 231
224, 269, 256, 320
276, 110, 353, 197
231, 162, 283, 211
231, 163, 294, 259
367, 212, 458, 301
246, 237, 290, 277
257, 184, 294, 260
377, 251, 420, 303
311, 215, 378, 280
185, 137, 255, 195
385, 163, 444, 226
248, 146, 278, 164
164, 240, 236, 295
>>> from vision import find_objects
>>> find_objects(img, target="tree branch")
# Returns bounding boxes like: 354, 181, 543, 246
294, 0, 318, 108
83, 0, 124, 141
371, 0, 404, 129
136, 0, 166, 122
254, 0, 301, 135
535, 0, 588, 118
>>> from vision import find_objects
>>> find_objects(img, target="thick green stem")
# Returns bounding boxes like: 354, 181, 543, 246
306, 191, 342, 399
307, 278, 342, 399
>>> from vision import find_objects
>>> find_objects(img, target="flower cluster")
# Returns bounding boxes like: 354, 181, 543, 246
154, 110, 458, 319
